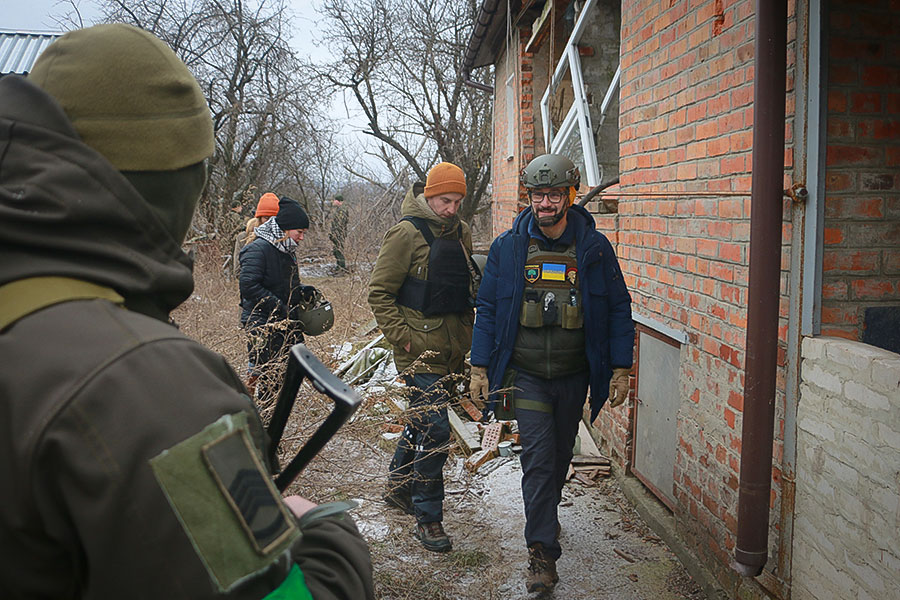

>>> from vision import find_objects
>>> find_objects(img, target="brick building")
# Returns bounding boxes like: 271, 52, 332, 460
464, 1, 899, 598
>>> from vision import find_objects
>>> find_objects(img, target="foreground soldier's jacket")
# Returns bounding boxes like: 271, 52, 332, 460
0, 75, 373, 599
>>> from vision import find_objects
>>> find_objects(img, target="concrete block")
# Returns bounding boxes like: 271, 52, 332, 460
794, 512, 836, 554
877, 547, 900, 574
801, 335, 827, 360
829, 432, 877, 472
833, 488, 865, 523
846, 556, 887, 594
797, 413, 837, 442
870, 358, 900, 396
798, 382, 829, 413
867, 509, 899, 552
824, 455, 859, 487
825, 337, 892, 371
802, 363, 843, 395
869, 484, 899, 518
844, 380, 891, 411
876, 422, 900, 450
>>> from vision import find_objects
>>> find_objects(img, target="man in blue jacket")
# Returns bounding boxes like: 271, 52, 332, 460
470, 154, 634, 592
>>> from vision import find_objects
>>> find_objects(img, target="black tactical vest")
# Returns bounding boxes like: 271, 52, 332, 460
511, 237, 588, 378
396, 216, 472, 316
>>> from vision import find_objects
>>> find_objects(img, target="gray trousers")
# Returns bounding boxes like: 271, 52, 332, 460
513, 369, 590, 559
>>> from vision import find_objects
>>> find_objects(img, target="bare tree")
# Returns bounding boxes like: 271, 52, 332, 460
97, 0, 338, 239
317, 0, 493, 224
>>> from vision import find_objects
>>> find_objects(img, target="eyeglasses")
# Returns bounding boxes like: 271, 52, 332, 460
528, 190, 567, 204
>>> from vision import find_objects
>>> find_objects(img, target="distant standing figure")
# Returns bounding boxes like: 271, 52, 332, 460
232, 191, 279, 279
330, 194, 349, 271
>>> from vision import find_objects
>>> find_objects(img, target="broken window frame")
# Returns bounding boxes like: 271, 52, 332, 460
539, 0, 619, 188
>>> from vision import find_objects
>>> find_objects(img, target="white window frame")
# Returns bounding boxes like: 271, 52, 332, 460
539, 0, 616, 187
506, 70, 516, 159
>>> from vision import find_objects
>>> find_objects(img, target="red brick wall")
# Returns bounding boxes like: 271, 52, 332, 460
491, 29, 538, 235
614, 0, 796, 594
822, 0, 900, 340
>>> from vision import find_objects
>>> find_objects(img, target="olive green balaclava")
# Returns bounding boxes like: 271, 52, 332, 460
28, 23, 214, 243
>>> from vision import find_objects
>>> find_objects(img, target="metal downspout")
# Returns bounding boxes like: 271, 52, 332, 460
734, 0, 788, 577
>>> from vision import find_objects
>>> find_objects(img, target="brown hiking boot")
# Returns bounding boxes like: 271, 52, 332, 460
415, 521, 452, 553
526, 543, 559, 592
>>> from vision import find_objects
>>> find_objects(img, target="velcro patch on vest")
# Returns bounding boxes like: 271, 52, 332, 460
150, 412, 299, 592
566, 267, 577, 286
524, 264, 540, 283
541, 263, 566, 281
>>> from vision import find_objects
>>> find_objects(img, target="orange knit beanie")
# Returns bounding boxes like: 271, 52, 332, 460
424, 162, 466, 198
255, 192, 279, 217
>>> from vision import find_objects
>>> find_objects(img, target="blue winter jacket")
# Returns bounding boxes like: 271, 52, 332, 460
470, 204, 634, 419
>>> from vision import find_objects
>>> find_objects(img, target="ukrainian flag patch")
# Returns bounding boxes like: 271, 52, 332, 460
541, 263, 566, 281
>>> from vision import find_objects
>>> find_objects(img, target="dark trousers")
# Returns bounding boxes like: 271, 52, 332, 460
514, 369, 590, 559
388, 373, 451, 524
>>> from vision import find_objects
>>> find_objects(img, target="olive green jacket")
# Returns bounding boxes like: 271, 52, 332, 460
0, 75, 373, 600
368, 184, 474, 375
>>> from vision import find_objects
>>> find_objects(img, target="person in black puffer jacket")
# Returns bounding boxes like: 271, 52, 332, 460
239, 196, 316, 402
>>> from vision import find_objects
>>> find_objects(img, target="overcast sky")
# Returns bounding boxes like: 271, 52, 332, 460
2, 0, 328, 61
3, 0, 378, 171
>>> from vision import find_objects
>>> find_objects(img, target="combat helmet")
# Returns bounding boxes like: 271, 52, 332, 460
295, 293, 335, 336
520, 154, 581, 206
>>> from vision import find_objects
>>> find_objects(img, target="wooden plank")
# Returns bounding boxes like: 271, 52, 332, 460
573, 472, 596, 486
448, 408, 480, 456
570, 455, 611, 466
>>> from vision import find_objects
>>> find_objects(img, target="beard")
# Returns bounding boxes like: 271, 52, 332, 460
533, 203, 568, 227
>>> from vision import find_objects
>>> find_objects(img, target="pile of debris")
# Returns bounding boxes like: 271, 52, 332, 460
448, 397, 613, 487
334, 329, 613, 486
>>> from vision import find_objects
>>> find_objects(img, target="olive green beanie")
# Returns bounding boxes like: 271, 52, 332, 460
28, 23, 213, 171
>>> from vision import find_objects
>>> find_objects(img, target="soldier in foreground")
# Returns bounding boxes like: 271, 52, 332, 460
469, 154, 635, 592
0, 24, 372, 599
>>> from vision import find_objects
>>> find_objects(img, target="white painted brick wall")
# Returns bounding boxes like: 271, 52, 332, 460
794, 336, 900, 600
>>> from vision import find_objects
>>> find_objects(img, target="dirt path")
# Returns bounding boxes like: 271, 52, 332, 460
348, 447, 706, 599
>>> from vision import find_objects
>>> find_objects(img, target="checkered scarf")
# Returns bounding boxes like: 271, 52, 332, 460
254, 218, 297, 254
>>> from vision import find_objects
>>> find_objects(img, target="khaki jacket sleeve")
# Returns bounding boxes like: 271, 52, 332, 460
367, 224, 413, 351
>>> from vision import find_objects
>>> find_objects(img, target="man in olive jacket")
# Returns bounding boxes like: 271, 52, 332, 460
0, 25, 373, 600
368, 162, 475, 552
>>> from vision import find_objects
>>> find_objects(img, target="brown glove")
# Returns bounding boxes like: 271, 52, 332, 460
469, 365, 489, 409
608, 368, 631, 408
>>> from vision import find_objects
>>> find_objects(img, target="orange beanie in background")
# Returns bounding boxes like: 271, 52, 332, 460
255, 193, 279, 217
424, 162, 466, 198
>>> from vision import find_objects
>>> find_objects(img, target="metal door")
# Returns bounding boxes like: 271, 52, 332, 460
632, 326, 681, 510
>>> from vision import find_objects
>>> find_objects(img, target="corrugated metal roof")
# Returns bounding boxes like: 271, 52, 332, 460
0, 31, 62, 75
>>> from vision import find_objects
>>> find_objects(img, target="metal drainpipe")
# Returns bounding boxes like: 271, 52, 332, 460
734, 0, 788, 577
